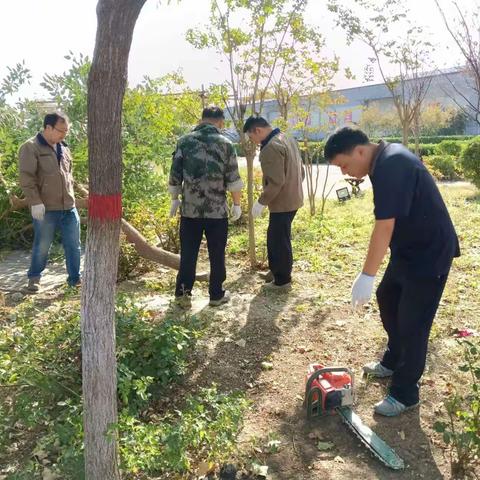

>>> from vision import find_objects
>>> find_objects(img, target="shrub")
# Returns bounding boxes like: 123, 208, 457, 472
435, 140, 463, 157
434, 340, 480, 479
380, 135, 475, 144
460, 137, 480, 189
409, 143, 437, 157
233, 143, 246, 157
424, 155, 462, 181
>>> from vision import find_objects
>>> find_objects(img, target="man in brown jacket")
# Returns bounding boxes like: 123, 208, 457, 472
243, 116, 304, 289
18, 112, 81, 292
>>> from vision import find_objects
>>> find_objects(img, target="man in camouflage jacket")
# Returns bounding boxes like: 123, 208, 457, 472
169, 106, 243, 306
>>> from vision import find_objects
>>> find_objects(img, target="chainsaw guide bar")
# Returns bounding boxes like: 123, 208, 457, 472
305, 364, 405, 471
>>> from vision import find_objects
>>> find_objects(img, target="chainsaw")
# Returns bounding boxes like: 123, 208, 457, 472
305, 364, 405, 470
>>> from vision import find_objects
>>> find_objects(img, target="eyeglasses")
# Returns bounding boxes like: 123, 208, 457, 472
54, 126, 69, 134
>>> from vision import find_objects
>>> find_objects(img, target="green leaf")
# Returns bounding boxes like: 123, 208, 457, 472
317, 441, 335, 451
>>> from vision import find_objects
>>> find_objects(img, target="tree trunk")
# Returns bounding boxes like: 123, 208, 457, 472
241, 134, 257, 267
413, 112, 420, 157
402, 122, 409, 146
81, 1, 146, 479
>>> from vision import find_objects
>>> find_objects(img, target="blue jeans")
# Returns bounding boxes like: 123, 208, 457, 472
28, 208, 81, 286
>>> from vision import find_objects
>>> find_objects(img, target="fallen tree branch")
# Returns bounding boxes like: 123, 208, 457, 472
3, 184, 208, 282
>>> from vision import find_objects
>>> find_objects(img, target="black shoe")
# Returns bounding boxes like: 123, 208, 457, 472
209, 290, 231, 307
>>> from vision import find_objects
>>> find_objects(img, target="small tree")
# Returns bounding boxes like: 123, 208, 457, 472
187, 0, 317, 266
328, 0, 433, 148
416, 102, 457, 136
81, 0, 146, 478
358, 104, 401, 137
435, 0, 480, 127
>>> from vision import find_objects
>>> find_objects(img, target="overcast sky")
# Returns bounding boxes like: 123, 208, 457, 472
0, 0, 472, 100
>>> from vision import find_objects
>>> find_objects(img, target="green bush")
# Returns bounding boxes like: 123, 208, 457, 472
233, 142, 245, 157
424, 155, 462, 181
435, 140, 464, 157
298, 141, 326, 164
380, 135, 475, 144
460, 137, 480, 189
409, 143, 437, 157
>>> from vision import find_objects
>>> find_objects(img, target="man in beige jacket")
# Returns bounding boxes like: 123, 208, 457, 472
243, 115, 304, 289
18, 112, 81, 292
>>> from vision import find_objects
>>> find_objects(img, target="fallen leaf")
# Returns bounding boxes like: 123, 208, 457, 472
308, 430, 324, 441
197, 461, 214, 477
251, 463, 269, 477
266, 439, 282, 451
42, 469, 58, 480
34, 449, 48, 460
235, 339, 246, 348
317, 441, 335, 451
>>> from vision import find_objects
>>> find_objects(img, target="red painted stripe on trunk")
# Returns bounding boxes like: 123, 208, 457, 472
88, 193, 122, 220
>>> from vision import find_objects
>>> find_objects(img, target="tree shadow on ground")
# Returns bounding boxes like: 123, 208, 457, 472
190, 273, 291, 392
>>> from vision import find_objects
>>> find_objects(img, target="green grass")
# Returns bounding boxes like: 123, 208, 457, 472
1, 183, 478, 479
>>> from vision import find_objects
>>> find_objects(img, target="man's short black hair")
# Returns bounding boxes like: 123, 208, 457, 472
202, 106, 225, 120
324, 127, 370, 161
243, 115, 270, 133
43, 112, 69, 129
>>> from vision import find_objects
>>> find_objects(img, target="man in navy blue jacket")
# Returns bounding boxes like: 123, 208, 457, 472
324, 127, 460, 416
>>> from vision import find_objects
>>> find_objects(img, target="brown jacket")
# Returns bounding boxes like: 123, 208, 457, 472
258, 132, 304, 212
18, 134, 76, 210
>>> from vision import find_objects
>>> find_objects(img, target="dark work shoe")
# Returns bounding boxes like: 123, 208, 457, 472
175, 295, 192, 309
259, 270, 274, 283
264, 281, 292, 292
363, 361, 394, 378
27, 278, 40, 293
209, 290, 231, 307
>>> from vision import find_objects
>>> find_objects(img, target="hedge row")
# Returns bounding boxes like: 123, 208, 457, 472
233, 136, 476, 165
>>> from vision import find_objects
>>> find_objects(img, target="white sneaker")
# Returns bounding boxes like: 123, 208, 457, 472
363, 361, 394, 378
374, 395, 419, 417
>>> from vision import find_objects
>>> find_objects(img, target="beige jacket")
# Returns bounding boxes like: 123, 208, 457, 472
258, 132, 304, 213
18, 134, 76, 210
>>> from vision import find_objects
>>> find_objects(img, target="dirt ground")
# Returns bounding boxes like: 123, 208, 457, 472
154, 260, 474, 480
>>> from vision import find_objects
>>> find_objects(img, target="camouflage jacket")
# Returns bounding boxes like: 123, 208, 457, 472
168, 123, 243, 219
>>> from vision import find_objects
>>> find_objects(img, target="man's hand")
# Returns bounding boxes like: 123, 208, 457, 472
251, 200, 266, 218
31, 203, 45, 221
169, 199, 181, 218
230, 204, 241, 222
351, 272, 375, 309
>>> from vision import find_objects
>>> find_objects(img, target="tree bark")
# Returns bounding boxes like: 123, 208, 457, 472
241, 134, 257, 267
81, 1, 146, 479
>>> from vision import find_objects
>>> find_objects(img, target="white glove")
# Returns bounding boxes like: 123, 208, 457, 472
251, 200, 266, 218
230, 204, 241, 222
351, 272, 375, 309
31, 203, 45, 221
169, 199, 181, 218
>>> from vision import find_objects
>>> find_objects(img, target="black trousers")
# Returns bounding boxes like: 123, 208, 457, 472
175, 217, 228, 301
267, 210, 297, 286
377, 261, 450, 406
